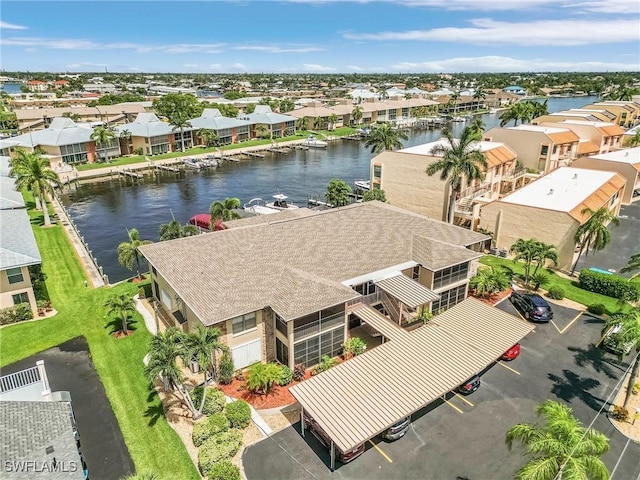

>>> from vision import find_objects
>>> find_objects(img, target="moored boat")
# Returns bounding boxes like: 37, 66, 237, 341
302, 134, 328, 148
183, 158, 204, 169
354, 180, 370, 191
243, 198, 281, 215
265, 193, 299, 210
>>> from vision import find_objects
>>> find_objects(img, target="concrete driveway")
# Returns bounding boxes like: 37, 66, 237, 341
1, 337, 135, 480
573, 201, 640, 277
243, 308, 640, 480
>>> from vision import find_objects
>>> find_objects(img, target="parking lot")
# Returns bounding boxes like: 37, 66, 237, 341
243, 301, 640, 480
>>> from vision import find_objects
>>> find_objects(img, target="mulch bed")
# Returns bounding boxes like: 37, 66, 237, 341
218, 372, 312, 410
471, 287, 513, 307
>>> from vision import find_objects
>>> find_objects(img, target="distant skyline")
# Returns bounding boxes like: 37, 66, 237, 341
1, 0, 639, 74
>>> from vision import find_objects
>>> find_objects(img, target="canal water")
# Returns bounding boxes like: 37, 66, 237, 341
59, 96, 598, 282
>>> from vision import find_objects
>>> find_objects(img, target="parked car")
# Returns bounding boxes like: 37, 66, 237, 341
303, 411, 365, 462
602, 324, 634, 356
381, 417, 411, 441
509, 291, 553, 322
457, 375, 481, 395
501, 343, 521, 361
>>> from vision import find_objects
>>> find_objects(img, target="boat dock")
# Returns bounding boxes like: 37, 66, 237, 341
155, 164, 180, 173
119, 169, 143, 180
246, 151, 265, 159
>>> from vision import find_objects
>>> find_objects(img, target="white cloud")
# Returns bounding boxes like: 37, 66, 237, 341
390, 55, 640, 73
345, 65, 365, 71
344, 18, 639, 46
303, 63, 336, 72
0, 21, 27, 30
231, 63, 247, 71
233, 45, 325, 53
0, 37, 227, 53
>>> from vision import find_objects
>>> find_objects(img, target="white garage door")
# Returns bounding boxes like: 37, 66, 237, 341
232, 339, 262, 370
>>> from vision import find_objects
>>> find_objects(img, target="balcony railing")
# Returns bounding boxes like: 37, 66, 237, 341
293, 312, 345, 341
346, 291, 383, 309
502, 167, 527, 181
0, 366, 40, 393
458, 181, 491, 200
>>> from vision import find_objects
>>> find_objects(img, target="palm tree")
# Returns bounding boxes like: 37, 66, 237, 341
325, 179, 351, 207
468, 118, 485, 140
197, 128, 219, 148
104, 293, 135, 335
296, 116, 309, 131
183, 326, 228, 415
605, 308, 640, 409
9, 149, 61, 226
531, 242, 558, 277
364, 122, 408, 154
209, 197, 241, 228
448, 91, 460, 116
119, 129, 132, 155
506, 400, 610, 480
158, 220, 199, 241
313, 116, 324, 130
469, 267, 510, 298
500, 102, 527, 127
626, 130, 640, 147
327, 113, 338, 131
473, 88, 486, 111
117, 228, 153, 280
571, 207, 620, 275
90, 125, 117, 162
620, 253, 640, 279
509, 238, 539, 285
425, 126, 488, 224
122, 471, 161, 480
255, 124, 269, 139
362, 188, 387, 202
351, 106, 363, 126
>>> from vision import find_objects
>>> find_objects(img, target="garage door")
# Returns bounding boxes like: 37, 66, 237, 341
232, 339, 262, 370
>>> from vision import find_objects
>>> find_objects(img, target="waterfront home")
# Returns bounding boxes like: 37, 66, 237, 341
0, 156, 42, 313
370, 140, 520, 227
238, 105, 296, 139
537, 120, 624, 155
478, 167, 626, 271
581, 101, 640, 128
572, 147, 640, 204
503, 86, 527, 95
14, 103, 146, 132
113, 112, 195, 155
533, 108, 616, 125
139, 202, 490, 370
484, 124, 580, 174
3, 118, 119, 167
188, 109, 252, 145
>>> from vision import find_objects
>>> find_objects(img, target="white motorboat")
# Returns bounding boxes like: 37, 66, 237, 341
183, 158, 204, 169
302, 134, 328, 148
354, 180, 370, 191
243, 198, 281, 215
450, 116, 466, 122
265, 193, 299, 210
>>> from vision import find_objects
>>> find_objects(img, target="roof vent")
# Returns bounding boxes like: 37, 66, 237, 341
548, 188, 554, 195
625, 151, 629, 156
572, 173, 578, 180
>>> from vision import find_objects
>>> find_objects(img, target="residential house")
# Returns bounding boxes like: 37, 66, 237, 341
370, 139, 520, 226
239, 105, 296, 139
503, 86, 527, 95
533, 109, 615, 125
0, 156, 42, 313
113, 112, 191, 155
537, 120, 624, 155
188, 109, 252, 145
484, 125, 580, 173
26, 80, 49, 92
581, 102, 640, 128
572, 147, 640, 204
478, 167, 626, 271
139, 202, 490, 370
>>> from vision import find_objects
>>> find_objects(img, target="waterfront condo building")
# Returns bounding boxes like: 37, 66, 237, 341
140, 202, 489, 370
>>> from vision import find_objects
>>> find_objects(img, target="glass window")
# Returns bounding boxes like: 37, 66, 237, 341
276, 338, 289, 366
431, 285, 467, 313
433, 263, 469, 289
412, 266, 420, 280
276, 315, 288, 336
293, 327, 344, 367
373, 164, 382, 179
540, 145, 549, 156
7, 267, 24, 284
12, 292, 29, 305
232, 312, 257, 335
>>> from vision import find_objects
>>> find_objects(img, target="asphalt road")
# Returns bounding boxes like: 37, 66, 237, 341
243, 300, 640, 480
1, 337, 135, 480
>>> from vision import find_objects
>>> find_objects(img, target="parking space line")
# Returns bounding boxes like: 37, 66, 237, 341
453, 392, 474, 407
558, 312, 583, 334
550, 320, 562, 333
497, 361, 521, 375
368, 440, 393, 463
443, 398, 464, 414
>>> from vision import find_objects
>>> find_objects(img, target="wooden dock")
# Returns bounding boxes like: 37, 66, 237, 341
246, 151, 265, 158
119, 170, 143, 179
155, 164, 180, 173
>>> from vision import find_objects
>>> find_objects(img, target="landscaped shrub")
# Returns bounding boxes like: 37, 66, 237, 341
197, 429, 243, 476
205, 460, 241, 480
342, 337, 367, 359
245, 362, 281, 394
0, 303, 34, 326
278, 365, 293, 386
292, 363, 306, 382
192, 412, 229, 447
546, 286, 565, 300
587, 303, 607, 316
225, 400, 251, 429
530, 272, 550, 291
310, 355, 338, 375
611, 405, 629, 421
578, 269, 640, 301
218, 351, 234, 385
191, 387, 227, 416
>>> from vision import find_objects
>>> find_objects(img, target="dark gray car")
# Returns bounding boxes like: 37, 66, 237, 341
509, 291, 553, 322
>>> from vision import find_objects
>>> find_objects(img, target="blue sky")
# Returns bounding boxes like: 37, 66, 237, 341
1, 0, 639, 73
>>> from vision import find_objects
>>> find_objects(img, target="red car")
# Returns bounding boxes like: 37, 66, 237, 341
501, 343, 521, 361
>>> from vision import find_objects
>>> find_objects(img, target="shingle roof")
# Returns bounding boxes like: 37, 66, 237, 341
11, 118, 93, 147
140, 202, 489, 325
0, 209, 42, 270
240, 105, 297, 125
290, 298, 534, 452
14, 103, 145, 121
0, 401, 84, 480
0, 177, 25, 209
188, 109, 252, 131
113, 113, 188, 137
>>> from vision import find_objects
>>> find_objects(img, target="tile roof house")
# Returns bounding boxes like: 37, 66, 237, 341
113, 113, 193, 155
538, 120, 625, 155
188, 109, 252, 145
238, 105, 297, 139
140, 202, 489, 370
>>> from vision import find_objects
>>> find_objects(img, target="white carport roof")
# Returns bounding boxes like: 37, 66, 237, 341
374, 273, 440, 308
290, 297, 534, 453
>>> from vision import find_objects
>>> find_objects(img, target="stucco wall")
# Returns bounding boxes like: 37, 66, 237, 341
484, 129, 548, 172
571, 158, 637, 204
0, 266, 37, 311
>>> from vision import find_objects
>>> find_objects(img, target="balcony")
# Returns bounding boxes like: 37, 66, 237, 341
293, 312, 345, 341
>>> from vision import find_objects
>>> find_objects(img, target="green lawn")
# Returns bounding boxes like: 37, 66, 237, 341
0, 203, 199, 478
479, 256, 630, 315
